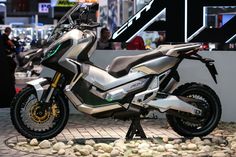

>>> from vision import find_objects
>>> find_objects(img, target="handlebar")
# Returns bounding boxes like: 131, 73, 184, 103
80, 22, 100, 29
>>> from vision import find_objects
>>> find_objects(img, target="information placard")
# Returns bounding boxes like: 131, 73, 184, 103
38, 3, 51, 13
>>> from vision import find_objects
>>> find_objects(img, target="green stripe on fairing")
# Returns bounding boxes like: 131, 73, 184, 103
48, 44, 62, 58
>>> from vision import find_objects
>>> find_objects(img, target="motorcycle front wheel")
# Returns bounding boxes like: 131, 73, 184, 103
11, 86, 69, 140
166, 83, 221, 137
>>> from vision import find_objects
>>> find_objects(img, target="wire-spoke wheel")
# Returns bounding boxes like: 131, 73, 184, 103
10, 86, 69, 140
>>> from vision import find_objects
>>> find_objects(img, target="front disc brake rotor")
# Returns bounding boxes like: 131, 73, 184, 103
20, 95, 58, 132
30, 104, 50, 123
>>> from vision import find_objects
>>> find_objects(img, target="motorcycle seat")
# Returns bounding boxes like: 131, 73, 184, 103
108, 43, 200, 78
108, 45, 172, 78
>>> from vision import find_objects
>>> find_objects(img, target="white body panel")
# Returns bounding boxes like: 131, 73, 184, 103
83, 65, 146, 90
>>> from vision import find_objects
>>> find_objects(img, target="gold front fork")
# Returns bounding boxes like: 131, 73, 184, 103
51, 72, 62, 88
45, 72, 62, 103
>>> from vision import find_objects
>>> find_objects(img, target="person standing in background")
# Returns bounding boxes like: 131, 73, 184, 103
155, 31, 166, 48
126, 36, 146, 50
97, 27, 113, 50
0, 27, 16, 107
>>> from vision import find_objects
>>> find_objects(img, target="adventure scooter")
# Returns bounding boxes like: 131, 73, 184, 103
10, 3, 221, 140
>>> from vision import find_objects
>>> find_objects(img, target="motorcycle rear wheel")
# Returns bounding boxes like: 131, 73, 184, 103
10, 86, 69, 140
166, 83, 221, 137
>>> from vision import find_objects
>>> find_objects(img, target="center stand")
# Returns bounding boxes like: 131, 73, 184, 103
126, 117, 147, 139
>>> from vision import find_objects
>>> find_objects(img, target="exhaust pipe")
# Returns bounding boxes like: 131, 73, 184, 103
147, 95, 202, 116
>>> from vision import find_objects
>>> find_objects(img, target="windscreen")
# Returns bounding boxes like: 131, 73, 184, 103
47, 3, 82, 42
47, 3, 98, 43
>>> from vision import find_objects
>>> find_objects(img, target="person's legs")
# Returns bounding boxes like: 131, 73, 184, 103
1, 57, 17, 107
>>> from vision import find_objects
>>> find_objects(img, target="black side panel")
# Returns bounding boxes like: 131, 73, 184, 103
41, 40, 73, 75
159, 58, 182, 91
92, 108, 125, 119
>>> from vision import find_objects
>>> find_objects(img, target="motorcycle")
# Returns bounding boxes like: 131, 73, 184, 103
10, 3, 221, 140
11, 37, 44, 77
15, 48, 44, 76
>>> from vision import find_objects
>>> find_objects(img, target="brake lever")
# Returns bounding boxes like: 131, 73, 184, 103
89, 23, 101, 28
80, 23, 100, 29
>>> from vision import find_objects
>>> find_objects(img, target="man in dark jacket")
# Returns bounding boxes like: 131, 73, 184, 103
0, 27, 16, 107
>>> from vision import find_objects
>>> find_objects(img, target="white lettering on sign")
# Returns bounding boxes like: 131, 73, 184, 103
112, 0, 154, 41
39, 3, 51, 13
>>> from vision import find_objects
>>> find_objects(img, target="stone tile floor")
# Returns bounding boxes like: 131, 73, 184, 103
0, 108, 181, 157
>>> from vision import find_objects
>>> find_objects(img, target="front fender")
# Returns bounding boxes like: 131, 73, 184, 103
26, 78, 51, 100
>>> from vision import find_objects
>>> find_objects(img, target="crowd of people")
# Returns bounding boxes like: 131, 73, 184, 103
97, 27, 166, 51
